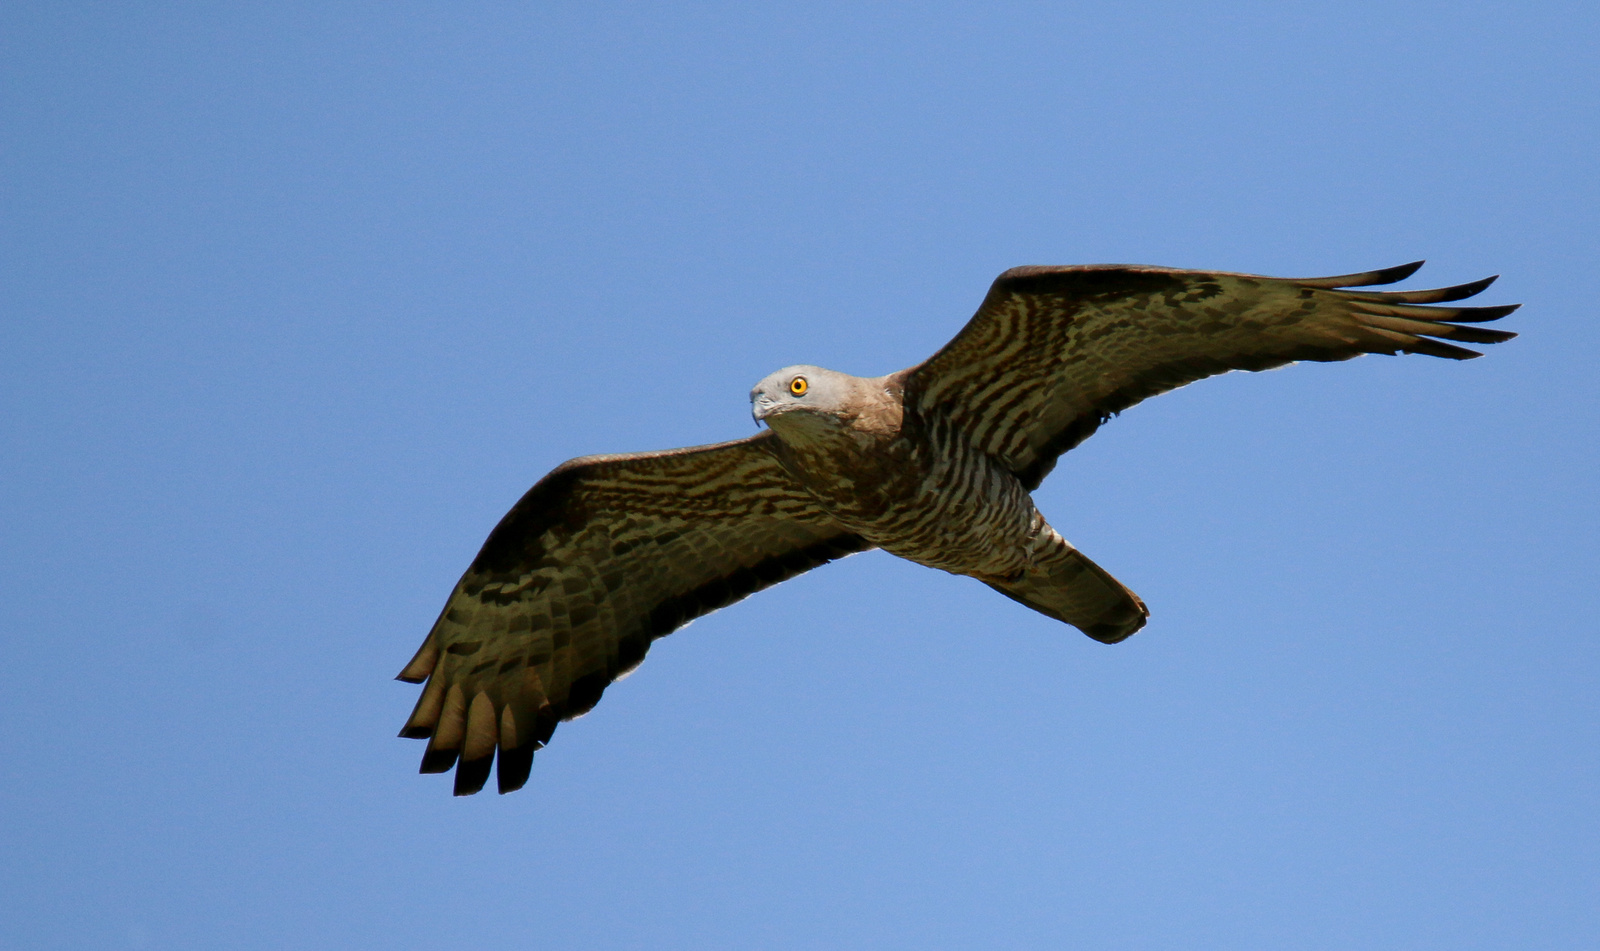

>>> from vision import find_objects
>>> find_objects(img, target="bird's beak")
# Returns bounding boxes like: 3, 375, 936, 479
752, 396, 776, 424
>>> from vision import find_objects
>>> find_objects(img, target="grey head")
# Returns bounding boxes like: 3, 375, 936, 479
750, 365, 858, 427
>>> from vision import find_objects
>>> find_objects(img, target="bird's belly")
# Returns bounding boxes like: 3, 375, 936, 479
788, 437, 1039, 580
865, 473, 1038, 580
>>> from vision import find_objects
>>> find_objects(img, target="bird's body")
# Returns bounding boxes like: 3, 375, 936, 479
396, 261, 1518, 795
755, 366, 1141, 635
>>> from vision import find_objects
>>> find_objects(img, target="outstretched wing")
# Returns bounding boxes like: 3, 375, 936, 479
396, 432, 868, 796
905, 262, 1518, 489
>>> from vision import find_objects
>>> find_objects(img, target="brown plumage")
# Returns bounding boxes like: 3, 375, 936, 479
397, 260, 1517, 795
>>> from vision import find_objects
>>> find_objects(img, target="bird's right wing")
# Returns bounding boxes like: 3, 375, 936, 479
396, 431, 868, 796
905, 262, 1518, 489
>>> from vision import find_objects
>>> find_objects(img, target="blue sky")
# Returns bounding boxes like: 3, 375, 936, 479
3, 3, 1596, 949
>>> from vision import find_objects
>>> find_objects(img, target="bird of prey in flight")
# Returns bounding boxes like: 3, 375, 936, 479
396, 260, 1517, 795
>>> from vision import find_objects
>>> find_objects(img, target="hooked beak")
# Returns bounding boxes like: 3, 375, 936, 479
751, 395, 778, 425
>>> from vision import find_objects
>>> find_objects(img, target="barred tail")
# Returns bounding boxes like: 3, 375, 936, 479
985, 546, 1148, 644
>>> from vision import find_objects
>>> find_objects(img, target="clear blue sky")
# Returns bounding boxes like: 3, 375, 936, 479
3, 3, 1596, 949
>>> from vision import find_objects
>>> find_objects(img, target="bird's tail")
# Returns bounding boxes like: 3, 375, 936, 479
985, 543, 1148, 644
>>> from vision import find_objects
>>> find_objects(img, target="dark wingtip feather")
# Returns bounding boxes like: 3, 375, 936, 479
1337, 274, 1500, 304
395, 638, 439, 683
1446, 303, 1520, 323
1435, 274, 1498, 301
535, 708, 559, 747
1348, 301, 1520, 324
1385, 260, 1425, 283
497, 744, 536, 794
1442, 326, 1517, 345
1406, 337, 1483, 360
398, 725, 434, 740
1295, 260, 1425, 289
453, 754, 494, 796
419, 748, 459, 774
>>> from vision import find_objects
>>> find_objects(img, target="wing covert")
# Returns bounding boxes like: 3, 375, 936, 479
395, 432, 867, 795
905, 263, 1518, 489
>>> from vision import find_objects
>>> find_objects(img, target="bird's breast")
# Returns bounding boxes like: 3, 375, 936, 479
771, 414, 1038, 579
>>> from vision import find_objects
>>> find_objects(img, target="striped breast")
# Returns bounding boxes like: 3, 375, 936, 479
772, 408, 1041, 580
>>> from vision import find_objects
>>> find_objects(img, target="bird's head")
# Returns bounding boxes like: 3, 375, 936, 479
750, 365, 854, 428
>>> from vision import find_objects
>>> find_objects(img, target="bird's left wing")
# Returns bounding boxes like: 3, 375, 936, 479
396, 431, 868, 796
905, 262, 1518, 489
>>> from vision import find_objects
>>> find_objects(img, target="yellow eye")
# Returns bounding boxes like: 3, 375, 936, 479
789, 377, 808, 396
